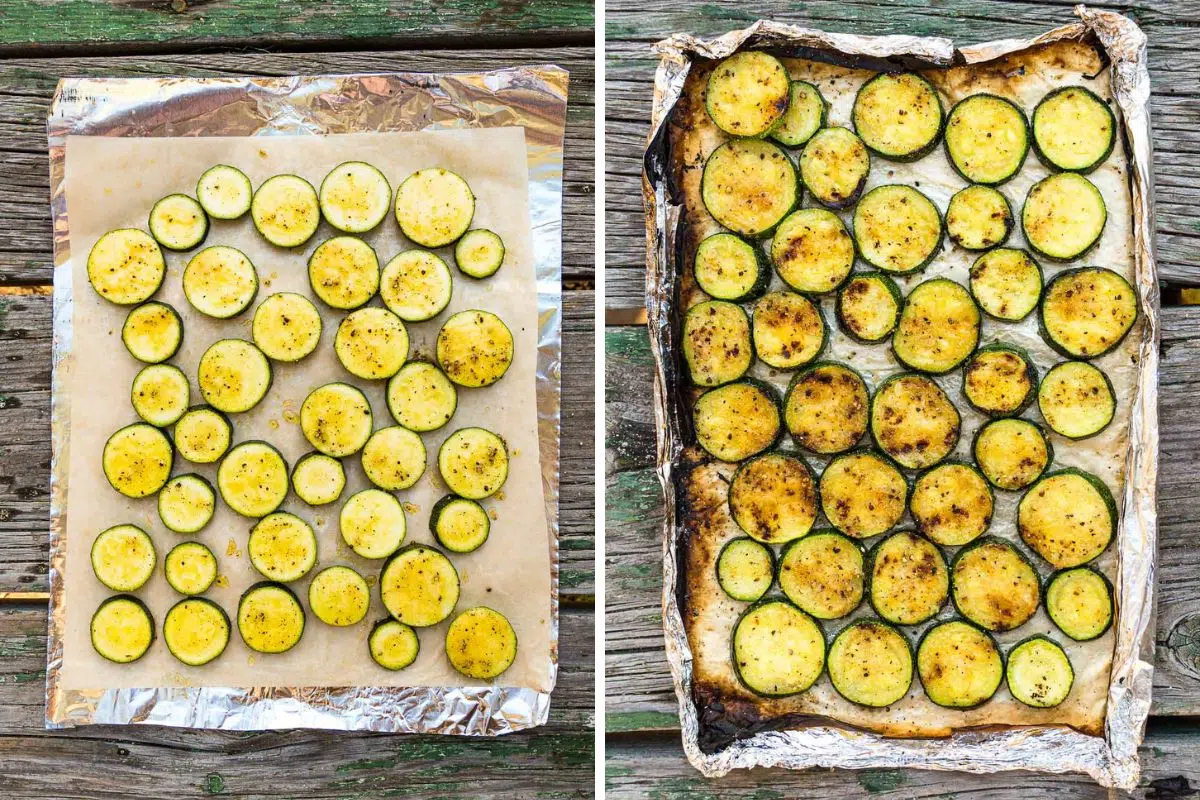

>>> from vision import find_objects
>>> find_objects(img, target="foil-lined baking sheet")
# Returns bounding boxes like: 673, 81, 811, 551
46, 67, 567, 735
643, 7, 1157, 788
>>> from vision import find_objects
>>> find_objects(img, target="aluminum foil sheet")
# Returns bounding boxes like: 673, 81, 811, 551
46, 67, 567, 734
643, 7, 1158, 788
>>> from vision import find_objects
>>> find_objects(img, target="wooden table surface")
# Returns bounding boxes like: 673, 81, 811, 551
0, 2, 596, 797
604, 1, 1200, 797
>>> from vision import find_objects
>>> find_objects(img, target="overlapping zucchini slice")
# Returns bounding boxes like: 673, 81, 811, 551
916, 620, 1003, 709
1045, 566, 1114, 641
704, 51, 791, 138
892, 279, 980, 374
248, 511, 318, 583
770, 208, 855, 294
693, 379, 781, 462
87, 228, 166, 305
197, 339, 272, 414
319, 161, 391, 233
380, 250, 454, 322
430, 495, 490, 554
715, 537, 775, 602
362, 426, 426, 491
799, 127, 870, 209
751, 292, 825, 370
387, 362, 458, 432
340, 488, 407, 559
91, 595, 155, 664
1021, 172, 1106, 261
395, 168, 475, 248
701, 139, 799, 238
334, 306, 410, 380
131, 364, 190, 427
732, 599, 825, 697
91, 524, 156, 592
380, 544, 460, 627
173, 406, 231, 464
868, 531, 949, 626
252, 292, 322, 362
1039, 267, 1137, 359
783, 363, 868, 455
869, 374, 960, 470
300, 382, 373, 457
1031, 86, 1115, 173
164, 541, 218, 596
445, 606, 519, 680
438, 427, 508, 500
827, 619, 913, 707
369, 619, 420, 671
196, 164, 252, 220
682, 300, 752, 387
835, 273, 900, 344
291, 451, 346, 506
728, 452, 817, 545
946, 185, 1012, 250
217, 440, 289, 518
148, 193, 208, 251
950, 537, 1041, 632
308, 565, 371, 627
237, 582, 305, 654
102, 423, 173, 498
969, 248, 1043, 322
770, 80, 825, 148
1006, 635, 1074, 708
961, 344, 1037, 418
818, 449, 907, 539
157, 473, 215, 534
164, 597, 230, 666
853, 185, 942, 274
308, 236, 381, 310
1017, 468, 1115, 568
122, 301, 183, 363
1037, 360, 1115, 439
944, 94, 1029, 185
910, 462, 993, 547
852, 72, 943, 161
251, 174, 320, 248
693, 232, 768, 302
777, 530, 864, 619
455, 229, 506, 279
973, 418, 1051, 491
436, 309, 514, 388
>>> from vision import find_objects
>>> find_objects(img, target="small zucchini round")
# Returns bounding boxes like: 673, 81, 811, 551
1018, 468, 1115, 569
436, 309, 515, 388
251, 174, 320, 248
770, 80, 826, 148
1021, 172, 1107, 261
102, 423, 173, 498
163, 540, 218, 595
197, 339, 272, 414
380, 544, 460, 627
969, 248, 1044, 322
835, 273, 901, 344
1031, 86, 1116, 174
445, 606, 519, 680
122, 301, 184, 364
248, 511, 317, 582
438, 427, 508, 500
237, 582, 305, 654
319, 161, 391, 233
308, 236, 380, 310
818, 449, 908, 539
454, 229, 506, 279
704, 51, 791, 138
91, 524, 156, 592
944, 93, 1029, 185
369, 619, 420, 671
1037, 360, 1116, 440
387, 361, 458, 432
961, 343, 1038, 418
731, 599, 825, 697
728, 452, 817, 545
1006, 635, 1074, 708
131, 363, 190, 427
394, 168, 475, 248
430, 495, 491, 553
173, 405, 232, 464
380, 250, 454, 322
701, 139, 799, 238
217, 440, 289, 518
770, 207, 855, 294
973, 418, 1052, 491
852, 72, 944, 161
196, 164, 252, 220
715, 537, 775, 602
682, 300, 752, 387
308, 565, 370, 627
827, 619, 913, 707
163, 597, 230, 666
87, 228, 166, 305
776, 530, 865, 619
340, 488, 407, 560
867, 530, 949, 626
291, 451, 346, 506
910, 462, 993, 547
799, 126, 870, 209
91, 595, 155, 664
251, 292, 323, 362
945, 185, 1013, 250
300, 382, 373, 458
892, 279, 981, 375
148, 193, 208, 251
950, 536, 1041, 632
870, 373, 960, 470
1039, 267, 1137, 360
751, 292, 826, 370
1045, 566, 1114, 642
783, 362, 869, 455
361, 426, 426, 491
853, 184, 943, 274
916, 620, 1003, 709
334, 306, 410, 380
157, 473, 216, 534
693, 232, 769, 302
693, 379, 781, 463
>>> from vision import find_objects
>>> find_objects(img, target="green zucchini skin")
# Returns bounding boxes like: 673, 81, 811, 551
692, 232, 770, 303
87, 228, 166, 306
835, 272, 901, 344
1037, 360, 1116, 440
1006, 634, 1074, 708
950, 536, 1041, 632
852, 72, 944, 162
1021, 172, 1107, 262
701, 139, 800, 239
217, 440, 290, 518
776, 530, 865, 620
751, 292, 827, 371
1044, 566, 1114, 642
682, 300, 753, 387
783, 362, 870, 456
891, 278, 981, 375
692, 378, 782, 463
1017, 467, 1116, 569
1038, 267, 1137, 360
770, 80, 827, 148
916, 619, 1004, 709
960, 342, 1039, 419
704, 51, 792, 138
730, 599, 826, 698
157, 473, 216, 534
454, 229, 506, 279
122, 301, 184, 364
251, 174, 320, 249
969, 248, 1044, 322
826, 617, 914, 708
394, 168, 475, 248
715, 537, 776, 602
1031, 86, 1116, 174
869, 373, 961, 470
972, 418, 1053, 491
943, 93, 1030, 186
866, 530, 950, 626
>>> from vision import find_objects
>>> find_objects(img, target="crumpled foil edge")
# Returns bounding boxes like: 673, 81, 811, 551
45, 66, 568, 735
643, 7, 1157, 788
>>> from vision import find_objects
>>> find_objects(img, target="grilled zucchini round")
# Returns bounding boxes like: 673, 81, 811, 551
799, 126, 870, 209
853, 184, 943, 274
308, 236, 380, 310
1022, 172, 1107, 261
340, 488, 407, 560
973, 418, 1051, 491
951, 537, 1040, 632
394, 168, 475, 248
91, 524, 156, 593
777, 530, 865, 619
944, 93, 1029, 185
197, 339, 272, 414
438, 427, 508, 500
693, 379, 781, 462
91, 595, 155, 664
445, 606, 519, 680
946, 185, 1013, 250
436, 309, 514, 388
751, 292, 826, 370
87, 228, 165, 305
969, 248, 1043, 322
173, 405, 231, 464
308, 565, 370, 627
380, 250, 454, 322
238, 582, 305, 654
819, 449, 908, 539
835, 273, 901, 344
1045, 566, 1113, 641
852, 72, 943, 161
770, 207, 855, 294
251, 174, 320, 248
783, 362, 869, 455
217, 440, 289, 518
870, 374, 960, 470
770, 80, 826, 148
1018, 468, 1115, 568
715, 537, 775, 602
701, 139, 799, 238
704, 51, 791, 138
300, 382, 373, 457
910, 462, 993, 547
1006, 635, 1074, 708
380, 544, 460, 627
868, 531, 949, 625
728, 452, 818, 545
828, 619, 913, 707
682, 300, 752, 387
252, 292, 322, 362
122, 301, 183, 364
916, 620, 1003, 709
1039, 267, 1137, 359
102, 423, 173, 498
892, 279, 981, 374
732, 599, 825, 697
693, 232, 769, 302
961, 344, 1038, 418
334, 306, 410, 380
163, 597, 230, 666
131, 363, 190, 427
1031, 86, 1116, 174
1037, 360, 1116, 439
248, 511, 318, 583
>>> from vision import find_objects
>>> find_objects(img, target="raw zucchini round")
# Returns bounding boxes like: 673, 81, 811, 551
380, 544, 460, 627
319, 161, 391, 233
163, 540, 218, 595
430, 495, 490, 553
946, 185, 1013, 250
1045, 566, 1113, 641
1006, 635, 1074, 708
102, 423, 173, 498
369, 619, 420, 671
1037, 360, 1115, 440
715, 537, 775, 602
853, 184, 943, 274
868, 530, 949, 625
436, 309, 514, 388
852, 72, 944, 161
731, 599, 825, 697
308, 565, 370, 626
361, 426, 426, 491
148, 193, 208, 251
173, 405, 231, 464
196, 164, 252, 220
944, 93, 1029, 185
835, 273, 901, 344
197, 339, 272, 414
163, 597, 230, 666
701, 139, 799, 238
291, 452, 346, 506
973, 418, 1051, 491
217, 440, 289, 518
777, 530, 864, 619
770, 207, 854, 294
237, 582, 305, 654
308, 236, 380, 310
969, 248, 1043, 322
818, 449, 908, 539
1021, 172, 1107, 261
870, 374, 960, 470
799, 127, 870, 209
728, 452, 817, 545
704, 51, 791, 138
131, 363, 190, 427
693, 379, 781, 462
751, 291, 826, 370
300, 382, 373, 457
892, 279, 980, 375
334, 306, 410, 380
950, 537, 1040, 632
157, 473, 216, 534
1018, 468, 1115, 568
445, 606, 518, 680
1039, 267, 1137, 359
910, 462, 993, 547
387, 361, 458, 432
454, 229, 506, 279
693, 232, 768, 302
91, 524, 156, 592
340, 488, 407, 559
251, 174, 320, 248
91, 595, 155, 664
961, 344, 1038, 418
770, 80, 826, 148
394, 168, 475, 248
87, 228, 166, 305
438, 427, 508, 500
682, 300, 752, 387
1031, 86, 1116, 174
122, 301, 183, 364
251, 292, 322, 362
380, 250, 454, 322
828, 619, 913, 707
783, 362, 869, 455
248, 511, 318, 582
916, 620, 1003, 709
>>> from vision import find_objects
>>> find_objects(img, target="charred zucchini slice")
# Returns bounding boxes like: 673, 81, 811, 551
248, 511, 318, 582
197, 339, 272, 414
784, 363, 868, 455
962, 344, 1038, 418
951, 537, 1040, 632
693, 232, 769, 302
1045, 566, 1113, 641
319, 161, 391, 233
917, 620, 1003, 709
300, 382, 373, 457
777, 530, 864, 619
1031, 86, 1116, 173
868, 531, 949, 625
973, 418, 1051, 491
693, 379, 781, 462
853, 185, 942, 274
701, 139, 799, 238
836, 273, 900, 344
770, 207, 854, 294
870, 374, 960, 470
157, 473, 215, 534
446, 606, 519, 680
291, 452, 346, 506
362, 426, 426, 491
251, 174, 320, 248
682, 300, 752, 387
944, 94, 1029, 185
217, 440, 289, 518
308, 565, 370, 626
436, 309, 514, 388
1037, 360, 1115, 439
308, 236, 380, 310
1018, 468, 1115, 568
430, 495, 490, 554
251, 292, 322, 362
892, 279, 981, 375
1021, 173, 1107, 261
732, 599, 825, 697
380, 544, 460, 627
969, 248, 1043, 322
122, 301, 183, 364
340, 488, 407, 559
196, 164, 251, 220
87, 228, 166, 305
1006, 635, 1074, 708
149, 193, 208, 251
369, 619, 420, 671
819, 449, 908, 539
173, 405, 231, 465
91, 595, 154, 664
728, 452, 818, 544
454, 229, 506, 279
1040, 267, 1137, 359
770, 80, 826, 147
704, 51, 791, 138
103, 423, 173, 498
946, 185, 1013, 250
380, 250, 454, 322
163, 597, 230, 666
91, 524, 156, 593
395, 168, 475, 248
163, 541, 218, 595
828, 619, 913, 707
238, 582, 305, 654
799, 127, 870, 209
910, 462, 993, 547
852, 72, 943, 161
715, 537, 774, 602
751, 292, 826, 370
387, 361, 458, 432
334, 306, 410, 380
131, 363, 190, 427
438, 427, 508, 500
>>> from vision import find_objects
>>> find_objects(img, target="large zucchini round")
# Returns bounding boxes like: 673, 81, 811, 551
380, 544, 460, 627
818, 449, 908, 539
916, 620, 1003, 709
869, 374, 960, 470
1039, 267, 1137, 359
944, 93, 1029, 185
300, 382, 373, 457
701, 139, 799, 238
867, 530, 949, 626
340, 488, 407, 560
102, 423, 173, 498
892, 279, 980, 374
852, 72, 943, 161
334, 306, 410, 380
728, 452, 817, 545
237, 582, 305, 654
1037, 360, 1116, 440
1006, 635, 1074, 708
445, 606, 519, 680
799, 126, 870, 209
714, 537, 774, 602
693, 232, 769, 302
682, 300, 752, 387
361, 426, 426, 491
1031, 86, 1115, 174
945, 184, 1013, 251
770, 207, 855, 294
380, 250, 454, 322
308, 565, 371, 627
438, 427, 509, 500
731, 599, 825, 697
251, 174, 320, 248
248, 511, 318, 583
216, 440, 289, 518
693, 379, 781, 462
163, 597, 230, 666
827, 619, 913, 707
910, 462, 993, 547
91, 595, 155, 663
1021, 172, 1107, 261
173, 405, 232, 465
122, 301, 183, 364
704, 51, 791, 138
950, 537, 1040, 632
853, 184, 943, 274
387, 361, 458, 433
197, 339, 272, 414
252, 292, 323, 362
783, 363, 868, 455
973, 418, 1051, 491
394, 168, 475, 248
751, 292, 826, 370
131, 363, 190, 428
436, 309, 514, 388
319, 161, 391, 233
1017, 468, 1115, 568
961, 343, 1038, 418
308, 236, 380, 310
969, 248, 1043, 322
777, 530, 865, 619
183, 245, 258, 319
86, 228, 166, 305
91, 524, 156, 593
835, 273, 901, 344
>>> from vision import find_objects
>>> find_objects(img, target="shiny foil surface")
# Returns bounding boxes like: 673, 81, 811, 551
643, 7, 1157, 788
46, 67, 567, 734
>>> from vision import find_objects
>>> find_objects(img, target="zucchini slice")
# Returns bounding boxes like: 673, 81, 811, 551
693, 379, 781, 462
435, 309, 514, 388
163, 597, 230, 666
164, 541, 218, 595
300, 382, 373, 457
969, 248, 1043, 322
944, 94, 1029, 185
701, 139, 799, 238
852, 72, 943, 161
380, 250, 454, 322
91, 524, 156, 592
122, 301, 183, 364
454, 229, 506, 279
946, 185, 1013, 250
362, 426, 426, 491
1006, 635, 1074, 708
334, 306, 410, 380
251, 174, 320, 248
853, 185, 943, 274
157, 473, 215, 534
715, 537, 774, 602
771, 80, 825, 147
1031, 86, 1116, 174
784, 362, 869, 455
1040, 267, 1137, 359
799, 127, 870, 208
319, 161, 391, 233
962, 344, 1038, 418
394, 168, 475, 248
251, 292, 322, 362
173, 405, 231, 464
438, 427, 508, 500
87, 228, 166, 305
1021, 173, 1107, 261
291, 452, 346, 506
693, 232, 769, 302
777, 530, 865, 620
892, 279, 981, 374
217, 440, 289, 518
1018, 468, 1115, 568
369, 619, 420, 671
91, 595, 155, 664
870, 374, 960, 470
102, 423, 173, 498
340, 488, 407, 559
1045, 566, 1114, 641
868, 531, 949, 625
380, 544, 460, 627
951, 537, 1041, 632
751, 291, 826, 370
728, 452, 818, 544
1037, 360, 1116, 439
910, 462, 993, 547
248, 511, 317, 582
445, 606, 519, 680
827, 619, 913, 707
704, 51, 791, 138
196, 164, 252, 220
682, 300, 752, 387
148, 193, 208, 251
430, 495, 490, 554
819, 450, 908, 539
308, 236, 381, 310
732, 599, 825, 697
387, 362, 458, 432
237, 582, 305, 654
835, 273, 901, 344
973, 418, 1051, 491
131, 364, 190, 427
197, 339, 272, 414
916, 620, 1003, 709
770, 207, 854, 294
308, 565, 370, 626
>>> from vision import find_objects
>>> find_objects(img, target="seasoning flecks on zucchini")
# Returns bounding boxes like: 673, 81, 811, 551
1018, 468, 1115, 568
252, 292, 323, 362
217, 440, 289, 518
102, 423, 173, 498
163, 597, 230, 666
1032, 86, 1116, 174
173, 405, 232, 464
917, 620, 1003, 709
892, 279, 981, 374
693, 379, 781, 462
131, 363, 190, 427
237, 582, 305, 654
148, 193, 208, 251
362, 426, 426, 491
308, 565, 371, 627
962, 343, 1038, 418
853, 184, 943, 274
1006, 635, 1074, 708
308, 236, 381, 310
1039, 267, 1137, 359
1045, 566, 1114, 641
951, 537, 1041, 632
770, 80, 826, 148
783, 363, 868, 455
430, 495, 490, 554
693, 232, 768, 302
728, 452, 817, 545
380, 544, 460, 627
777, 530, 865, 620
370, 619, 420, 671
91, 524, 156, 593
91, 595, 155, 664
1021, 172, 1107, 261
455, 229, 506, 279
157, 473, 215, 534
197, 339, 272, 414
799, 126, 870, 209
682, 300, 752, 387
944, 94, 1029, 185
251, 174, 320, 248
910, 462, 993, 547
715, 537, 775, 602
196, 164, 252, 220
436, 309, 515, 388
380, 250, 454, 322
334, 306, 410, 380
445, 606, 519, 680
248, 511, 318, 583
319, 161, 391, 234
164, 541, 218, 595
836, 273, 901, 344
340, 488, 407, 559
819, 450, 908, 539
394, 168, 475, 248
438, 427, 508, 500
969, 248, 1043, 322
1038, 360, 1116, 439
770, 207, 854, 294
868, 531, 949, 626
704, 51, 791, 138
701, 139, 799, 238
732, 599, 825, 697
852, 72, 944, 161
300, 382, 374, 458
291, 451, 346, 506
870, 374, 960, 470
87, 228, 166, 305
387, 361, 458, 432
946, 185, 1013, 250
973, 418, 1051, 491
122, 301, 183, 364
827, 619, 913, 708
751, 291, 825, 370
